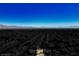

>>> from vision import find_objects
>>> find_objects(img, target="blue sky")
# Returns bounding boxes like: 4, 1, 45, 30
0, 3, 79, 27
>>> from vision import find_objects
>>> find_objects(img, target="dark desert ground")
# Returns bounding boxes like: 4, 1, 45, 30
0, 25, 79, 56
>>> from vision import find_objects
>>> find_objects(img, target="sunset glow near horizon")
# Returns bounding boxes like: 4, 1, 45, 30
0, 3, 79, 27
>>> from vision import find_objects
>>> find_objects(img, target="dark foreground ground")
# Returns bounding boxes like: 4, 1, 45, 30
0, 28, 79, 56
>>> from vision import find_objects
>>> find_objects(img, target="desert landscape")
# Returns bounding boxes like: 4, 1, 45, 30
0, 28, 79, 56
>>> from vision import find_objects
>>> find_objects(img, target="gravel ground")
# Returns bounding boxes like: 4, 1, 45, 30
0, 29, 79, 56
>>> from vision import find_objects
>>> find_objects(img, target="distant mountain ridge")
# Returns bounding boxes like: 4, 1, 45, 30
0, 24, 79, 29
0, 24, 23, 29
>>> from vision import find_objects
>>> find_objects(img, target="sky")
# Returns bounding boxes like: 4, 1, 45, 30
0, 3, 79, 27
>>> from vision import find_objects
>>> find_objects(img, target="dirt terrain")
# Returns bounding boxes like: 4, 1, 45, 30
0, 28, 79, 56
